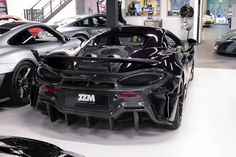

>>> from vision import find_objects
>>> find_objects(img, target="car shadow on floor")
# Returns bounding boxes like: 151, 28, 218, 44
0, 101, 29, 111
0, 103, 180, 145
11, 105, 178, 145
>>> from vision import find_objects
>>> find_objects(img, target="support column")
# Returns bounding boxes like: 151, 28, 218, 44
202, 0, 207, 14
107, 0, 118, 28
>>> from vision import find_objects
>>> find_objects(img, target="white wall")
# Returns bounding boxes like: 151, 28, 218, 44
47, 1, 76, 24
7, 0, 44, 19
7, 0, 77, 24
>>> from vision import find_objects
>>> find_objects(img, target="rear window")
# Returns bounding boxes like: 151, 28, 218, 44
92, 33, 147, 47
55, 16, 80, 26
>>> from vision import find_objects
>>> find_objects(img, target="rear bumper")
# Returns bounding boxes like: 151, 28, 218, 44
34, 84, 179, 129
0, 72, 13, 103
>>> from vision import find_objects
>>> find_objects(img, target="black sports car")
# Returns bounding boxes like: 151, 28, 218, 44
32, 26, 196, 130
215, 29, 236, 55
0, 136, 85, 157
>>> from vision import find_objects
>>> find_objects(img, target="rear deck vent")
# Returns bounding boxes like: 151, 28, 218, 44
63, 80, 115, 88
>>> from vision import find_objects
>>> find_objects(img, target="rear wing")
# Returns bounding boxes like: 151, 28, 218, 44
40, 56, 160, 72
43, 56, 159, 64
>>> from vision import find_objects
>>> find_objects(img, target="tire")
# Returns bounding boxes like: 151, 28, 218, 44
10, 61, 35, 106
74, 34, 89, 43
169, 79, 185, 129
190, 60, 194, 81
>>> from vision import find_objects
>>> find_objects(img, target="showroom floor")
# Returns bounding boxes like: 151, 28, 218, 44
0, 68, 236, 157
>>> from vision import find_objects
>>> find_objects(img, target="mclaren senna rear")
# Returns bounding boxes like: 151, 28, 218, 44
31, 56, 186, 130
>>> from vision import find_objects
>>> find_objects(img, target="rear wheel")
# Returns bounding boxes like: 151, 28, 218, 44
169, 79, 185, 129
10, 61, 35, 106
190, 60, 194, 81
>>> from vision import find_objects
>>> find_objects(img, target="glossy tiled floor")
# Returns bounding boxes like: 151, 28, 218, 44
0, 68, 236, 157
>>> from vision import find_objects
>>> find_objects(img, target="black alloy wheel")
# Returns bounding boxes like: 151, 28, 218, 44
10, 61, 35, 106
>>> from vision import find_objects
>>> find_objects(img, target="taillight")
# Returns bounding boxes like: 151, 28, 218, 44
118, 93, 140, 97
41, 86, 58, 94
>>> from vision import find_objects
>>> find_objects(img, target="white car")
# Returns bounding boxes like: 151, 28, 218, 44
203, 15, 214, 27
216, 16, 227, 24
0, 22, 80, 105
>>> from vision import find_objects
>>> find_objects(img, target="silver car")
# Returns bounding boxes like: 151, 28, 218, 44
55, 14, 124, 42
0, 22, 80, 105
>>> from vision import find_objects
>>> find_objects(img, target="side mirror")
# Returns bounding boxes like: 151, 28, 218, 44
187, 38, 197, 46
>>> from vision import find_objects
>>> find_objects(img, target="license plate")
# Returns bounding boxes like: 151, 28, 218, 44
77, 93, 108, 105
64, 92, 109, 107
78, 94, 95, 104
